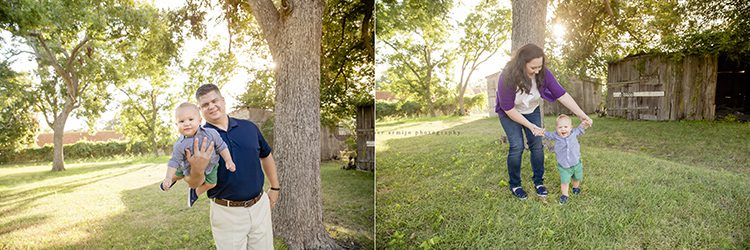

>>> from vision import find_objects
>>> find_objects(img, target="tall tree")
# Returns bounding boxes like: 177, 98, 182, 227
0, 63, 38, 155
456, 0, 511, 115
320, 0, 374, 126
552, 0, 750, 78
511, 0, 547, 51
377, 0, 454, 117
115, 75, 177, 156
181, 40, 237, 101
0, 1, 179, 171
235, 0, 336, 248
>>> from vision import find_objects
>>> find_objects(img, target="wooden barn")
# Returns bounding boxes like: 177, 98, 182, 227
606, 54, 749, 121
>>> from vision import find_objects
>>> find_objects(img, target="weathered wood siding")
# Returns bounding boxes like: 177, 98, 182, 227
544, 77, 602, 115
356, 104, 375, 171
607, 54, 717, 120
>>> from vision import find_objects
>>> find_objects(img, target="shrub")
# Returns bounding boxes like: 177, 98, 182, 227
0, 140, 151, 164
375, 101, 398, 119
398, 100, 422, 117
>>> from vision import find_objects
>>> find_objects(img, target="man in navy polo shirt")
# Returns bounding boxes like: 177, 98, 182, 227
186, 84, 280, 249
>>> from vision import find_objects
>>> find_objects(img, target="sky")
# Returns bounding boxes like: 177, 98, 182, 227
2, 0, 254, 132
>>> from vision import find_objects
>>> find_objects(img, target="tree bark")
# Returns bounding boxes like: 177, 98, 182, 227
511, 0, 547, 124
246, 0, 340, 249
510, 0, 547, 51
458, 84, 467, 115
150, 91, 158, 156
51, 105, 73, 171
425, 65, 436, 117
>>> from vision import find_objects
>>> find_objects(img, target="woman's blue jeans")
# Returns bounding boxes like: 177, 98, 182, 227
499, 107, 545, 189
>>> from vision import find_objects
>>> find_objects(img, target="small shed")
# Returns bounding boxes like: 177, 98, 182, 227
486, 71, 501, 117
606, 54, 721, 120
355, 104, 374, 171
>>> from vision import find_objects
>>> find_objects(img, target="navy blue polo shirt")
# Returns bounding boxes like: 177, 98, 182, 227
204, 116, 272, 201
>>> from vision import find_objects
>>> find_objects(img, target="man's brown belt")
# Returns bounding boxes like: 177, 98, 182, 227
212, 193, 263, 207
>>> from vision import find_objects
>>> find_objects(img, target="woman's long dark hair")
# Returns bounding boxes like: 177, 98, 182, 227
501, 43, 546, 94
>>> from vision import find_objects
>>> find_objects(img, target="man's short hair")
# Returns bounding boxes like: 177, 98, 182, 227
195, 84, 222, 100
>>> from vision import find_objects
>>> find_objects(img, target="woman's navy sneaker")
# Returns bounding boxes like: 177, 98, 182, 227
535, 185, 548, 197
559, 195, 569, 204
510, 187, 528, 200
572, 187, 581, 195
188, 188, 198, 207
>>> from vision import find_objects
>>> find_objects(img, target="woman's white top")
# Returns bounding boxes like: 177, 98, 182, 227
514, 78, 542, 114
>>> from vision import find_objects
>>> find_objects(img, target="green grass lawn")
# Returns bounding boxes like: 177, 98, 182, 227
0, 156, 373, 249
376, 115, 750, 248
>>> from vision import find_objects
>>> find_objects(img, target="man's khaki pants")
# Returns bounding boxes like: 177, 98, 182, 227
210, 192, 273, 250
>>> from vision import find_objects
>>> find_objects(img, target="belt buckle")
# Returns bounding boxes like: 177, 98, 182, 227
243, 200, 252, 207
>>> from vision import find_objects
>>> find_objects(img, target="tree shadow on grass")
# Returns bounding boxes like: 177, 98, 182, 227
0, 159, 139, 188
55, 182, 217, 249
55, 165, 373, 249
0, 214, 49, 236
0, 163, 152, 221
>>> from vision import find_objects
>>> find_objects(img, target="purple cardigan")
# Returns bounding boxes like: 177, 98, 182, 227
495, 68, 567, 116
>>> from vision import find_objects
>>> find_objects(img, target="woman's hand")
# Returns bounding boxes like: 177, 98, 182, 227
579, 114, 593, 127
531, 126, 545, 136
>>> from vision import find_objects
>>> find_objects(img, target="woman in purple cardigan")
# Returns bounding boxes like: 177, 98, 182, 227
495, 43, 592, 200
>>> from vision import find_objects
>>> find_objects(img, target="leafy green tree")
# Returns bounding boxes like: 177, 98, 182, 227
0, 63, 38, 154
181, 40, 237, 101
321, 0, 374, 126
0, 0, 179, 171
236, 67, 275, 111
115, 74, 178, 156
455, 0, 511, 115
552, 0, 750, 78
377, 0, 455, 117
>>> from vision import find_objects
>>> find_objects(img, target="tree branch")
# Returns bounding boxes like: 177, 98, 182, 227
246, 0, 282, 55
382, 39, 424, 82
65, 34, 91, 74
119, 87, 152, 124
360, 0, 374, 59
29, 33, 70, 85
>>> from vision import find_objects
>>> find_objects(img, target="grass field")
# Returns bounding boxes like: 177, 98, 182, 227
0, 156, 373, 249
376, 115, 750, 248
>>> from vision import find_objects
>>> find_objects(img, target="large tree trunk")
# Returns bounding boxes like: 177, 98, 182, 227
425, 61, 436, 117
248, 0, 339, 249
511, 0, 547, 123
150, 95, 159, 156
510, 0, 547, 51
458, 86, 467, 116
51, 110, 71, 171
